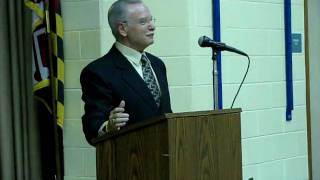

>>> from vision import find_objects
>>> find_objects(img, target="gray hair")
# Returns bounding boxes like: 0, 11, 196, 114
108, 0, 143, 39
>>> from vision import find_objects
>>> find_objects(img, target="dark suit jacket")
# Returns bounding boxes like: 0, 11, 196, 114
80, 45, 172, 144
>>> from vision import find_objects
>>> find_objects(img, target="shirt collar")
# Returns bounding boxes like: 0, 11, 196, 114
115, 42, 145, 66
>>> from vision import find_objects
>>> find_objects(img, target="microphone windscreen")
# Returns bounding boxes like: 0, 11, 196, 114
198, 36, 205, 46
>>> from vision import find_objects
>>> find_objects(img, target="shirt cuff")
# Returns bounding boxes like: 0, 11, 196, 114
98, 121, 109, 136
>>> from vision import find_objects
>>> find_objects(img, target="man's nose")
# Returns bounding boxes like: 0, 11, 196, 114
148, 23, 155, 30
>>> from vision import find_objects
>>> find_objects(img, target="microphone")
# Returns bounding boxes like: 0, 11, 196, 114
198, 36, 248, 56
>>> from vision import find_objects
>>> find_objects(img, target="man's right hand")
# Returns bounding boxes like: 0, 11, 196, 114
107, 100, 129, 131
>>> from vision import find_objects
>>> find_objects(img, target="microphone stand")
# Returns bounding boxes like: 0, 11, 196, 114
212, 50, 219, 110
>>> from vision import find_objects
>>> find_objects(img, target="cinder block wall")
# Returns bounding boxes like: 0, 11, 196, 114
219, 0, 308, 179
146, 0, 214, 112
62, 0, 99, 179
61, 0, 308, 179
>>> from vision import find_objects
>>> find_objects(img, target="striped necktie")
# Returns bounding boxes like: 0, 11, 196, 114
141, 55, 161, 107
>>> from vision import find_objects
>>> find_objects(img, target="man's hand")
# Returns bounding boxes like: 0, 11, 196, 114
107, 100, 129, 131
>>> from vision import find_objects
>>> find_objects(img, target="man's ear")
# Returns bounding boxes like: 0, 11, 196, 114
118, 23, 128, 37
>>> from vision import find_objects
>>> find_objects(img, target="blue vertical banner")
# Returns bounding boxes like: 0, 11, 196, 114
284, 0, 293, 121
212, 0, 223, 109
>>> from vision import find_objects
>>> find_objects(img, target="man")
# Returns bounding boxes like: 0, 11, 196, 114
80, 0, 172, 145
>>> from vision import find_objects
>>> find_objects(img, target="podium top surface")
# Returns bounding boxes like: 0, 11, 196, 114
91, 108, 241, 145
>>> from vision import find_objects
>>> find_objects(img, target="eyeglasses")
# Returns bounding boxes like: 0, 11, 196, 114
122, 17, 156, 26
138, 17, 156, 25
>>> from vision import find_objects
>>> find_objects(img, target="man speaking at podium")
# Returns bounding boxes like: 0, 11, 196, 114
80, 0, 172, 144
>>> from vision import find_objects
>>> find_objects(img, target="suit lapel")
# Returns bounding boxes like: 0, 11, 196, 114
111, 47, 158, 110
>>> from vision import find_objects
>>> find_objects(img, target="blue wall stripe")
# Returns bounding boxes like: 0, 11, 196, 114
284, 0, 293, 121
212, 0, 223, 109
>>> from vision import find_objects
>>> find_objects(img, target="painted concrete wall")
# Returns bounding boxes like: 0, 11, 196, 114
61, 0, 309, 179
220, 0, 308, 179
62, 0, 99, 179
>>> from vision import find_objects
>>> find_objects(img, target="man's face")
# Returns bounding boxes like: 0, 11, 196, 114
121, 3, 155, 52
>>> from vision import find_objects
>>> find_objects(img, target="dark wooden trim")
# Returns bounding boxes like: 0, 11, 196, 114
304, 0, 313, 179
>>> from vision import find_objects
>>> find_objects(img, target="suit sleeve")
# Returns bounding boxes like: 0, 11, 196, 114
159, 59, 173, 113
80, 66, 114, 145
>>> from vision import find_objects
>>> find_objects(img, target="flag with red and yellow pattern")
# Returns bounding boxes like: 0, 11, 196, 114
25, 0, 64, 179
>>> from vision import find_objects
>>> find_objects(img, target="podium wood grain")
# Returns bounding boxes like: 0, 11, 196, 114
94, 109, 242, 180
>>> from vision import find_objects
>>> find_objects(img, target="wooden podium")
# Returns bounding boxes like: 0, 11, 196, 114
92, 109, 242, 180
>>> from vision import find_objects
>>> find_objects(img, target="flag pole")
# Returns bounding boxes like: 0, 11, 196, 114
45, 1, 63, 179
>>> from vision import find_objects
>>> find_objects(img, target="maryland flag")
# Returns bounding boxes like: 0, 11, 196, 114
25, 0, 64, 179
